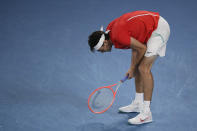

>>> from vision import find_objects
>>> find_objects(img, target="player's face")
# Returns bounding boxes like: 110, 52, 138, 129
98, 40, 112, 53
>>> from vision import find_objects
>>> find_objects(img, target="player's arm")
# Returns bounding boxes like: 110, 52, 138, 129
129, 37, 147, 71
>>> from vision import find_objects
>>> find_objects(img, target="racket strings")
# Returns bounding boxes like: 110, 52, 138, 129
89, 88, 114, 113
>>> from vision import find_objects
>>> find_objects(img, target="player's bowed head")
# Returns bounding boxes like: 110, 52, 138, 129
88, 26, 113, 53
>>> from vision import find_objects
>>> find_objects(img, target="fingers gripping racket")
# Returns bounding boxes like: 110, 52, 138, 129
88, 76, 128, 114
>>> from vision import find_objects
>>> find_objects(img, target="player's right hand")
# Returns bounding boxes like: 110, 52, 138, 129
125, 68, 135, 79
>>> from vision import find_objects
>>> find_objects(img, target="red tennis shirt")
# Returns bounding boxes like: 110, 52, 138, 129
106, 11, 160, 49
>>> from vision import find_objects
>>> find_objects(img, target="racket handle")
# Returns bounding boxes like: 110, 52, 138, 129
120, 76, 128, 83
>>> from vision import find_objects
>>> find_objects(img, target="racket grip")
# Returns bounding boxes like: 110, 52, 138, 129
120, 76, 128, 83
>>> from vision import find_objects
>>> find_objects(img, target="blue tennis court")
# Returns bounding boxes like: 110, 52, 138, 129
0, 0, 197, 131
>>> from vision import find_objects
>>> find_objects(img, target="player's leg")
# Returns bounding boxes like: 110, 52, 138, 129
133, 49, 144, 104
119, 50, 144, 113
135, 68, 143, 93
128, 55, 157, 124
139, 55, 158, 101
134, 68, 144, 107
133, 49, 144, 96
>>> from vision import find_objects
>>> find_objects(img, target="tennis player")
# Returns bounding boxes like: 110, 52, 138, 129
88, 10, 170, 124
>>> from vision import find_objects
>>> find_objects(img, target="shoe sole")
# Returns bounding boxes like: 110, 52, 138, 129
128, 119, 153, 125
119, 110, 140, 113
118, 109, 140, 113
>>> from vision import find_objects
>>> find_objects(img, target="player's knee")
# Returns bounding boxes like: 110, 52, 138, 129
138, 64, 150, 75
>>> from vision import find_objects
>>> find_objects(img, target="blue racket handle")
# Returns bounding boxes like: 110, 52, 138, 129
120, 75, 128, 83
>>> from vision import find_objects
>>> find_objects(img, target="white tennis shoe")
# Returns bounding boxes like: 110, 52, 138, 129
118, 101, 142, 113
128, 110, 153, 125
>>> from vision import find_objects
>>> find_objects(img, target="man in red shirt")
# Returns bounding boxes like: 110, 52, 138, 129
88, 10, 170, 125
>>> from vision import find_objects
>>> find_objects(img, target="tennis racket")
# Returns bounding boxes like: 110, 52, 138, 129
88, 76, 128, 114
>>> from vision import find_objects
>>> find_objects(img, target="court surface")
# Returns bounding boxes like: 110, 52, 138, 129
0, 0, 197, 131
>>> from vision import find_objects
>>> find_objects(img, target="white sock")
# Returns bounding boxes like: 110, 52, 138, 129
134, 93, 143, 103
143, 101, 151, 113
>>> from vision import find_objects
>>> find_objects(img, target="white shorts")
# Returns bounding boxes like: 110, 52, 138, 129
145, 16, 170, 57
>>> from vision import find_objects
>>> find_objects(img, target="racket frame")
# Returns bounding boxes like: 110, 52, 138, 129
88, 82, 122, 114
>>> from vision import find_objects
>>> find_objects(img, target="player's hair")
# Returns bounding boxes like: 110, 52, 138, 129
88, 31, 110, 52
